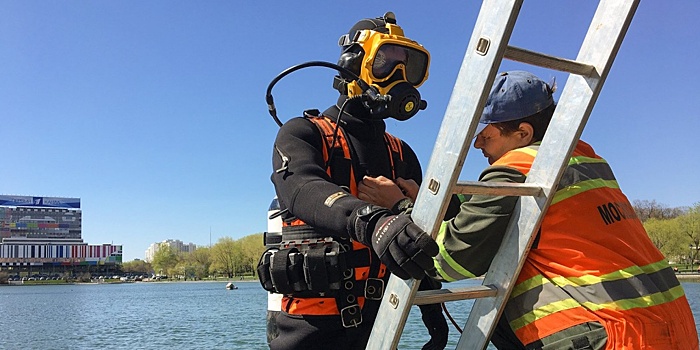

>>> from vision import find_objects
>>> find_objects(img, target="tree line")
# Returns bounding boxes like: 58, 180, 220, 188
120, 200, 699, 279
635, 200, 700, 268
122, 234, 266, 280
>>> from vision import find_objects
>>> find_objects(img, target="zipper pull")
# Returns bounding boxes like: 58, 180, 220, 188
275, 146, 290, 173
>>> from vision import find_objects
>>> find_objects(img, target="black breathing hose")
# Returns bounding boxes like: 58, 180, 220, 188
265, 61, 374, 127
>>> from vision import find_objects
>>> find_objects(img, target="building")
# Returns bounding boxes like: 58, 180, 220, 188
0, 195, 122, 274
145, 239, 196, 263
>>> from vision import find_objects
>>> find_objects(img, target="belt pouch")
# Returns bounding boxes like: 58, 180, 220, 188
257, 249, 275, 292
270, 248, 296, 294
304, 247, 329, 293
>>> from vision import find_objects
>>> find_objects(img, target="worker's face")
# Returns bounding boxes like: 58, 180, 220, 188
473, 124, 528, 165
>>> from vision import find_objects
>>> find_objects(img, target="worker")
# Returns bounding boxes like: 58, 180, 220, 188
359, 70, 698, 349
258, 13, 447, 350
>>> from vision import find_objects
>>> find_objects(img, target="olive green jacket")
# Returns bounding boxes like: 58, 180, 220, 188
433, 165, 526, 281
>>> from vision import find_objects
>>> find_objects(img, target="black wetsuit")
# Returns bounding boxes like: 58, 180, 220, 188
269, 97, 422, 350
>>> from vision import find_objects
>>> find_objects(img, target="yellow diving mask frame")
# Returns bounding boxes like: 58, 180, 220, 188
343, 23, 430, 97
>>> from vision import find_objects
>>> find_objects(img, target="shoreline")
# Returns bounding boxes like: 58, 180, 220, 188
5, 274, 700, 286
675, 273, 700, 281
2, 278, 259, 286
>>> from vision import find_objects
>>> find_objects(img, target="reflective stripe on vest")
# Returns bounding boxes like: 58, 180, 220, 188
507, 261, 684, 329
492, 141, 696, 348
433, 195, 474, 281
433, 222, 477, 282
280, 115, 403, 316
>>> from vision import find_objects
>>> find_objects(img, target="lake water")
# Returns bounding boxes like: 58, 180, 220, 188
1, 279, 699, 349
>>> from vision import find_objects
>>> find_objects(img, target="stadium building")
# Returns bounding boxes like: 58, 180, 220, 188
0, 195, 122, 275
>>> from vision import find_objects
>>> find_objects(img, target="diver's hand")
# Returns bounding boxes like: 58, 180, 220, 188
372, 214, 438, 280
349, 205, 438, 280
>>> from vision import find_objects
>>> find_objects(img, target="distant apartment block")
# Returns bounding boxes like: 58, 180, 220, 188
0, 195, 122, 272
145, 239, 197, 262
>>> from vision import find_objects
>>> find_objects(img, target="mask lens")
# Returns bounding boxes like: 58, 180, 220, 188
372, 44, 405, 79
404, 48, 428, 85
372, 44, 428, 85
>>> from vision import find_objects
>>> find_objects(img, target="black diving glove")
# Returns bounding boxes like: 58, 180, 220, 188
418, 277, 448, 350
349, 205, 438, 280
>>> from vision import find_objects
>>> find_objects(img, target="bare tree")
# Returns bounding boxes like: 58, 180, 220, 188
633, 199, 684, 222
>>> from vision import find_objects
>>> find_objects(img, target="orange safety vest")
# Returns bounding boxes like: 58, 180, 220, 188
280, 114, 405, 321
494, 141, 698, 349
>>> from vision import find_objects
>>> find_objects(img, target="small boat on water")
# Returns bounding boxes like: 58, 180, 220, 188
225, 282, 238, 290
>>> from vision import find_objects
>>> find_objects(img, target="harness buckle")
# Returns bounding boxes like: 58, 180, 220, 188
340, 304, 363, 328
364, 278, 385, 300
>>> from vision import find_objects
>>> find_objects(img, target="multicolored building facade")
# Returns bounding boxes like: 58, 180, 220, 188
0, 195, 122, 273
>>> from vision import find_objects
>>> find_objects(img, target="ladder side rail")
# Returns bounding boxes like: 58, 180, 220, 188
456, 1, 640, 349
365, 0, 525, 349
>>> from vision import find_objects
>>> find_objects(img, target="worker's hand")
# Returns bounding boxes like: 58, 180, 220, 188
358, 176, 408, 209
350, 205, 438, 280
395, 177, 419, 203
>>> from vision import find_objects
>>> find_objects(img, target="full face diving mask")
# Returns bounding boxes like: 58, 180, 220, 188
337, 21, 430, 120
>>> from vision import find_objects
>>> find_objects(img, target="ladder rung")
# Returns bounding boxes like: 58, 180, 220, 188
455, 181, 544, 197
414, 285, 498, 305
504, 45, 595, 76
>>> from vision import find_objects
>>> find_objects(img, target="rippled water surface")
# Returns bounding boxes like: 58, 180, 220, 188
1, 279, 699, 349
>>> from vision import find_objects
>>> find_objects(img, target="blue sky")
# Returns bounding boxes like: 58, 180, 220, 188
2, 1, 699, 261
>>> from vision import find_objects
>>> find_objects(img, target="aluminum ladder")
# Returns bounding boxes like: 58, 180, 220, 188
365, 0, 639, 349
